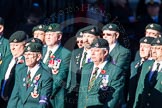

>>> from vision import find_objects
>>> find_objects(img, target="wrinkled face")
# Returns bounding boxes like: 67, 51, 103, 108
10, 42, 25, 57
24, 52, 41, 68
152, 45, 162, 61
147, 5, 160, 16
83, 33, 97, 49
33, 30, 45, 43
45, 32, 62, 46
102, 30, 119, 45
91, 47, 108, 64
139, 43, 151, 59
76, 37, 84, 48
145, 29, 160, 38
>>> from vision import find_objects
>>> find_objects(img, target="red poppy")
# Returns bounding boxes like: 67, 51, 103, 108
49, 60, 54, 64
101, 70, 106, 74
18, 60, 24, 64
35, 74, 41, 81
50, 55, 55, 59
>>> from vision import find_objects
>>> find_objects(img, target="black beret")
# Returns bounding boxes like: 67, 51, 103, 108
26, 38, 43, 45
82, 25, 101, 36
91, 38, 109, 49
9, 31, 27, 43
140, 37, 154, 44
102, 23, 120, 32
24, 42, 42, 52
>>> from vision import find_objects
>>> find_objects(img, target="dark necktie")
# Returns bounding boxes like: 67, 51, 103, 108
26, 70, 31, 89
88, 67, 99, 90
81, 52, 87, 67
149, 63, 160, 87
45, 50, 52, 65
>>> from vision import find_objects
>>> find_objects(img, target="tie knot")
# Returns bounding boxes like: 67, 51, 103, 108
84, 52, 87, 55
27, 70, 31, 75
95, 67, 99, 71
156, 63, 160, 71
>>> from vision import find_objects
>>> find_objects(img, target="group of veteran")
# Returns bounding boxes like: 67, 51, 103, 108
0, 14, 162, 108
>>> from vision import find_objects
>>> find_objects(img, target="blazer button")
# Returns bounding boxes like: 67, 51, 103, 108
147, 103, 150, 106
148, 93, 151, 96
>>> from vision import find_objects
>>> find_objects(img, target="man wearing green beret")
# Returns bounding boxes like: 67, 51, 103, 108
75, 28, 84, 49
0, 31, 27, 108
7, 42, 53, 108
32, 24, 47, 45
78, 38, 125, 108
0, 17, 11, 64
66, 25, 100, 108
133, 37, 162, 108
128, 37, 154, 108
42, 23, 71, 108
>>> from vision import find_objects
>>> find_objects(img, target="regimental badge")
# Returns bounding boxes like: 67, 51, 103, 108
109, 25, 113, 29
48, 57, 62, 74
27, 47, 31, 51
76, 53, 81, 64
31, 39, 35, 42
150, 24, 154, 28
80, 32, 83, 36
144, 39, 147, 43
38, 25, 43, 29
91, 28, 95, 32
157, 39, 160, 44
95, 43, 99, 47
48, 26, 52, 30
13, 39, 17, 42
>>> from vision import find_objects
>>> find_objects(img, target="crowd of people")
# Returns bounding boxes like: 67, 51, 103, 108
0, 0, 162, 108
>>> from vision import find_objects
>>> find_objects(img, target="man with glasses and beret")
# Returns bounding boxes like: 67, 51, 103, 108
0, 31, 27, 108
7, 42, 52, 108
66, 25, 101, 108
134, 37, 162, 108
78, 38, 125, 108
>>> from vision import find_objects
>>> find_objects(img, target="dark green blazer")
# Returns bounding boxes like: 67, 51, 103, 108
66, 48, 84, 92
133, 60, 162, 108
43, 45, 71, 108
78, 61, 125, 108
0, 36, 11, 62
110, 42, 131, 71
7, 65, 53, 108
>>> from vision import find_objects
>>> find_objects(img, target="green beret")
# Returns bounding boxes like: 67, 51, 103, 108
75, 28, 85, 38
9, 31, 27, 43
0, 17, 4, 26
82, 25, 101, 36
26, 38, 43, 45
102, 23, 120, 32
32, 24, 46, 32
140, 37, 154, 44
151, 37, 162, 46
91, 38, 109, 49
46, 23, 61, 32
24, 43, 42, 52
145, 0, 161, 6
145, 23, 162, 32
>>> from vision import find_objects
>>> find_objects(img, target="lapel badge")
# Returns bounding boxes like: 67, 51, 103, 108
13, 39, 17, 42
150, 24, 154, 28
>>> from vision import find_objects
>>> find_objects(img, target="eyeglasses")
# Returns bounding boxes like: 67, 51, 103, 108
102, 33, 115, 36
76, 40, 83, 44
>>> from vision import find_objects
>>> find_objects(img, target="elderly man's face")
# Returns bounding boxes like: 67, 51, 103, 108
34, 30, 45, 43
83, 33, 98, 49
10, 42, 25, 58
45, 32, 62, 46
145, 29, 160, 38
91, 47, 108, 64
140, 43, 151, 59
102, 30, 119, 45
24, 52, 41, 68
